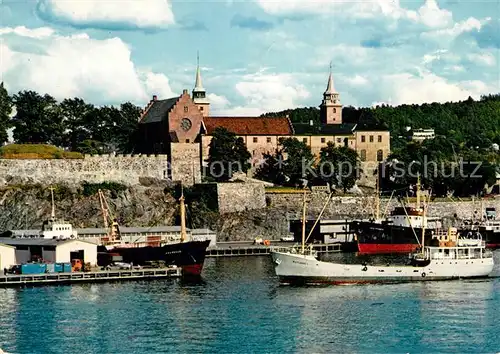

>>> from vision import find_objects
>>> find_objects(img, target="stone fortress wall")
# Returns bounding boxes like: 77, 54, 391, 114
0, 154, 181, 186
266, 191, 500, 221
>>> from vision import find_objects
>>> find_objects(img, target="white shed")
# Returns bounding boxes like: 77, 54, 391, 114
55, 240, 98, 266
0, 243, 16, 270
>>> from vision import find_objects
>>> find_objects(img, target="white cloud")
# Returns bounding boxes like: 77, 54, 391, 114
383, 70, 495, 105
345, 75, 369, 87
255, 0, 453, 28
421, 17, 486, 43
417, 0, 452, 29
0, 26, 55, 38
207, 93, 231, 112
214, 71, 310, 115
467, 52, 496, 67
0, 27, 175, 106
140, 72, 176, 101
36, 0, 175, 29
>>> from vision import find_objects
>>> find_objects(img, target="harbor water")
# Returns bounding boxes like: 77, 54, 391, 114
1, 251, 499, 353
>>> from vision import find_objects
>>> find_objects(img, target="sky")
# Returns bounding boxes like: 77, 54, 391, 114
0, 0, 499, 115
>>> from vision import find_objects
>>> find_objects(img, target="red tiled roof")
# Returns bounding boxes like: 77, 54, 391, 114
203, 116, 293, 135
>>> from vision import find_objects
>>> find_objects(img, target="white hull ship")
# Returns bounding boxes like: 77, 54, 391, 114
271, 240, 494, 285
270, 187, 495, 286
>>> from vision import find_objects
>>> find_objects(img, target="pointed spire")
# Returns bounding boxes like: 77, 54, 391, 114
325, 61, 335, 94
194, 50, 204, 91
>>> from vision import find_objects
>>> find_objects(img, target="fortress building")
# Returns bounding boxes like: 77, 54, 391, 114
137, 60, 390, 183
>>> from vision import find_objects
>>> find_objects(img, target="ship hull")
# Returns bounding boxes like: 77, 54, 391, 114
271, 251, 494, 286
352, 221, 434, 255
105, 240, 210, 276
479, 229, 500, 249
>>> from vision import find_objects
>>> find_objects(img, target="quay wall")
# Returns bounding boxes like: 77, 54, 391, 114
265, 192, 500, 220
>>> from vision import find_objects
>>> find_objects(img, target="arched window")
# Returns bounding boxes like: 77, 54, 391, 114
333, 108, 336, 113
377, 149, 383, 161
360, 149, 366, 161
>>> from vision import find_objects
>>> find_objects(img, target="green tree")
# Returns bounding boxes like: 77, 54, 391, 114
0, 82, 12, 144
59, 97, 94, 150
12, 91, 64, 145
318, 142, 360, 193
206, 127, 251, 181
254, 149, 285, 184
279, 137, 315, 186
115, 102, 141, 153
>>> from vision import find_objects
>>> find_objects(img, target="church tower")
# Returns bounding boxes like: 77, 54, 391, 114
192, 53, 210, 117
320, 65, 342, 125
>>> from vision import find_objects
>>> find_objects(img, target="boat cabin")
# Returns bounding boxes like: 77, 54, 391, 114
390, 206, 428, 228
40, 218, 78, 240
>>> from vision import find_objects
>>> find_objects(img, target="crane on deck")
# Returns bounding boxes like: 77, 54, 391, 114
98, 189, 121, 245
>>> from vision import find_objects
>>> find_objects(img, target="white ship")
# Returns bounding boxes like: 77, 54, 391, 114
270, 188, 495, 285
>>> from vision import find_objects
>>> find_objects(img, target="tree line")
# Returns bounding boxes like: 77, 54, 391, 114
0, 84, 141, 154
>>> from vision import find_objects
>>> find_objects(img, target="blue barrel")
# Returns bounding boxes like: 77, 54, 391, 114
46, 263, 55, 273
54, 263, 64, 273
63, 263, 72, 273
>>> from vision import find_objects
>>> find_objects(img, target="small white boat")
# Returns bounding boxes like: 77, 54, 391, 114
271, 186, 495, 286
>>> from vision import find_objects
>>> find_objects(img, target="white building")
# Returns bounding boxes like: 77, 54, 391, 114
0, 243, 16, 270
0, 238, 98, 266
412, 128, 435, 142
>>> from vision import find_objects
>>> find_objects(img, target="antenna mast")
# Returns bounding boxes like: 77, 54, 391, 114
301, 188, 307, 254
49, 186, 56, 220
179, 185, 187, 243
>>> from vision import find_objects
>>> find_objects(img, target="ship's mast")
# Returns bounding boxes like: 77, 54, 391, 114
416, 175, 421, 209
179, 185, 187, 243
49, 186, 56, 221
375, 170, 380, 220
421, 193, 427, 255
301, 188, 307, 254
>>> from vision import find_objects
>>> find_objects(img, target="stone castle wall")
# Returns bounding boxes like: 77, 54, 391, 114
217, 182, 266, 214
266, 191, 500, 221
170, 143, 201, 185
0, 154, 194, 186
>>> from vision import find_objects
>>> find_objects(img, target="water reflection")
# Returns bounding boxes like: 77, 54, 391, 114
0, 254, 498, 353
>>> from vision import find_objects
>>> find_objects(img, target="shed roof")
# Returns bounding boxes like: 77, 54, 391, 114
0, 243, 16, 249
0, 238, 98, 247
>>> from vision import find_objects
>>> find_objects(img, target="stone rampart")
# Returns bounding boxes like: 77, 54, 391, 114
266, 191, 500, 221
217, 182, 266, 214
0, 154, 196, 186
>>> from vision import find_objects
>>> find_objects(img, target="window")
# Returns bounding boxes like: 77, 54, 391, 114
361, 135, 366, 143
303, 138, 308, 143
360, 149, 366, 161
377, 149, 383, 162
200, 106, 204, 111
378, 135, 382, 143
333, 108, 336, 113
337, 138, 341, 144
369, 135, 374, 143
186, 139, 190, 143
267, 137, 272, 143
184, 106, 188, 113
321, 138, 326, 143
253, 137, 258, 143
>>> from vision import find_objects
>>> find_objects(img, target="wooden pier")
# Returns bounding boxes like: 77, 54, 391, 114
206, 243, 342, 257
0, 267, 182, 288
